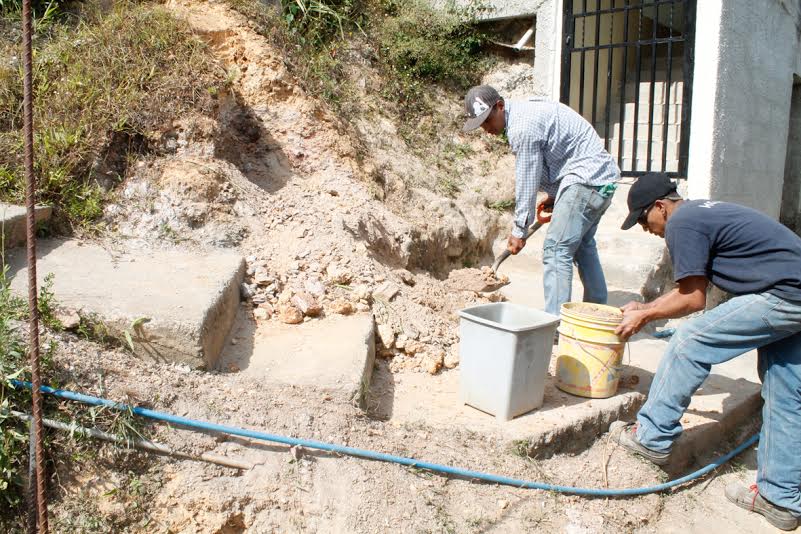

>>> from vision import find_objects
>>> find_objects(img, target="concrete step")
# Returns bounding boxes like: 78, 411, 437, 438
387, 260, 761, 463
5, 239, 244, 369
218, 310, 376, 407
0, 203, 52, 250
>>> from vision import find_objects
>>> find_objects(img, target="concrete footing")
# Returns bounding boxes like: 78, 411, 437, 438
6, 239, 245, 368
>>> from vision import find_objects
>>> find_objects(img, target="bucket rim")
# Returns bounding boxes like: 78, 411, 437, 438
458, 302, 560, 333
559, 302, 623, 325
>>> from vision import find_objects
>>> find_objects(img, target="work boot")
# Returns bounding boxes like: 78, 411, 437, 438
725, 483, 800, 531
609, 421, 670, 465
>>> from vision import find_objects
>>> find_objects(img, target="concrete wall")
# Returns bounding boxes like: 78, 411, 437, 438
442, 0, 548, 21
687, 0, 801, 218
780, 78, 801, 232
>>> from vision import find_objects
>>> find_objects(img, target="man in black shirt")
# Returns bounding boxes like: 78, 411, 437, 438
610, 173, 801, 531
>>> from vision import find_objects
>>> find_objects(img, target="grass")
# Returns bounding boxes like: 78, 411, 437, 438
0, 1, 226, 230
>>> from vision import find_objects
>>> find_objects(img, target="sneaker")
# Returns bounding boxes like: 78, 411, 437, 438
609, 421, 671, 466
725, 483, 799, 531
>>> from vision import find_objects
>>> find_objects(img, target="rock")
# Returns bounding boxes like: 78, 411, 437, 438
304, 278, 326, 297
326, 263, 353, 285
291, 292, 322, 317
444, 345, 460, 369
497, 499, 509, 510
54, 308, 81, 330
278, 305, 303, 324
254, 271, 273, 286
253, 303, 274, 320
404, 341, 424, 355
423, 351, 444, 375
374, 281, 400, 301
487, 291, 506, 302
353, 285, 372, 301
396, 269, 415, 286
240, 283, 256, 300
329, 298, 354, 315
356, 303, 370, 312
278, 288, 294, 304
395, 334, 408, 350
403, 326, 420, 340
377, 324, 395, 349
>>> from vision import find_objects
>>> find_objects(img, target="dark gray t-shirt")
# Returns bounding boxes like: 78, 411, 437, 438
665, 200, 801, 302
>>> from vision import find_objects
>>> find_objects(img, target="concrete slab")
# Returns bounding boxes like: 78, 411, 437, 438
6, 239, 244, 368
0, 203, 52, 250
218, 311, 376, 406
386, 256, 761, 461
373, 362, 646, 458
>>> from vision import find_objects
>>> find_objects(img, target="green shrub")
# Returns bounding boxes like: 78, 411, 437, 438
0, 2, 225, 228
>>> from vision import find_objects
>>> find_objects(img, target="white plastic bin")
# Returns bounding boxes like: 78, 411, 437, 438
458, 303, 559, 421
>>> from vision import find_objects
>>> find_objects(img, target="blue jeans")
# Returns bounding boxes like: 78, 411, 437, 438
542, 184, 613, 317
636, 292, 801, 515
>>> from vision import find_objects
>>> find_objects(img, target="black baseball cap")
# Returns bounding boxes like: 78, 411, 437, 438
463, 85, 501, 132
621, 172, 678, 230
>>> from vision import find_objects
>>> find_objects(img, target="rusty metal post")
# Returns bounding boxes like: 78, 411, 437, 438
21, 0, 48, 529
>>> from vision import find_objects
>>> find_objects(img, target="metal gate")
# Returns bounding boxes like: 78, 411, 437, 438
560, 0, 696, 177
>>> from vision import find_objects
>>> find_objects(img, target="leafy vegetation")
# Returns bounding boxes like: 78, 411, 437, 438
0, 2, 225, 229
228, 0, 491, 133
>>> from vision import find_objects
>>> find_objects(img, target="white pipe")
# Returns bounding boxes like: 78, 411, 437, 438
514, 27, 535, 51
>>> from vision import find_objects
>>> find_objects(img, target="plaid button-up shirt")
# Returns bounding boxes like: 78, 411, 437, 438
505, 99, 620, 238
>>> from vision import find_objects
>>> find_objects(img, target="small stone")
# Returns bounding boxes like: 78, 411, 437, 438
240, 283, 256, 300
487, 291, 506, 303
254, 308, 270, 320
305, 279, 326, 297
396, 269, 415, 286
292, 292, 322, 317
404, 341, 424, 355
423, 351, 444, 375
444, 346, 460, 369
395, 334, 408, 351
278, 305, 303, 324
497, 500, 509, 510
326, 263, 353, 285
278, 288, 294, 304
374, 281, 400, 301
329, 298, 354, 315
353, 285, 372, 301
254, 272, 273, 286
377, 324, 396, 349
403, 326, 420, 340
54, 309, 81, 330
355, 303, 370, 312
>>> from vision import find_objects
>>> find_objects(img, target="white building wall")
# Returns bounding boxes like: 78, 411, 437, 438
688, 0, 801, 216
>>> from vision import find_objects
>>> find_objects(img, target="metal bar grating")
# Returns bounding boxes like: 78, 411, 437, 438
561, 0, 696, 178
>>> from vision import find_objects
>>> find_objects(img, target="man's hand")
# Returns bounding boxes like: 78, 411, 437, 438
507, 235, 526, 255
615, 309, 651, 339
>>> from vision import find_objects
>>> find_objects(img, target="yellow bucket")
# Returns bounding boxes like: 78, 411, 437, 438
555, 302, 625, 399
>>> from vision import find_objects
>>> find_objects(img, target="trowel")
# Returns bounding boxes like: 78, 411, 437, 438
491, 203, 551, 274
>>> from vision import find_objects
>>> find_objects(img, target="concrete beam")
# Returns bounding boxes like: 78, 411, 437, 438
6, 239, 245, 369
0, 203, 52, 250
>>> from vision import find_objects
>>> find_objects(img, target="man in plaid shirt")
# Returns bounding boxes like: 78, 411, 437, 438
463, 85, 620, 317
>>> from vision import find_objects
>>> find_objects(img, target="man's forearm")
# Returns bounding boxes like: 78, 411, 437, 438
641, 288, 705, 321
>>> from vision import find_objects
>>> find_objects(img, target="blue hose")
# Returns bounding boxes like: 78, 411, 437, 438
12, 380, 758, 497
